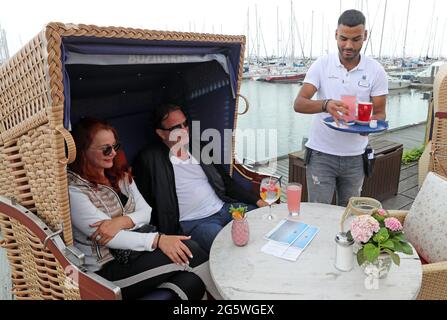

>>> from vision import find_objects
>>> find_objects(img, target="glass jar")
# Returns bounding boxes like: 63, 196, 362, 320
231, 217, 249, 246
361, 253, 392, 279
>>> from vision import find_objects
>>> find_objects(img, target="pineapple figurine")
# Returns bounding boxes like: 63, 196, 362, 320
230, 205, 249, 246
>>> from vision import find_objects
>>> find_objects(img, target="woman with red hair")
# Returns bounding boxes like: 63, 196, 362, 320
68, 118, 217, 300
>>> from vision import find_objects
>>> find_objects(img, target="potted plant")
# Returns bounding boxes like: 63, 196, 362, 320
347, 209, 414, 278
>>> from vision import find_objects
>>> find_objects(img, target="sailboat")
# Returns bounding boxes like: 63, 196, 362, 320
260, 0, 307, 84
388, 75, 411, 90
261, 70, 306, 83
415, 61, 447, 84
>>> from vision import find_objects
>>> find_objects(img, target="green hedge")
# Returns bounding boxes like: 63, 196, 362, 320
402, 145, 425, 165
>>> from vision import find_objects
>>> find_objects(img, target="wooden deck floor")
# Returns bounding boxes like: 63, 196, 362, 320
370, 122, 427, 151
259, 123, 425, 209
382, 162, 419, 210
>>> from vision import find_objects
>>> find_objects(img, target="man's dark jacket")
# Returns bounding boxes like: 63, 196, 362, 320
133, 142, 259, 234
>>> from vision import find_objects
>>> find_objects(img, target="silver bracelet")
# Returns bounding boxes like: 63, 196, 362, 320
322, 99, 330, 113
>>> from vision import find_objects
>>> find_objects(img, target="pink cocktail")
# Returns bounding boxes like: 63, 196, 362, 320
287, 183, 302, 217
341, 95, 357, 122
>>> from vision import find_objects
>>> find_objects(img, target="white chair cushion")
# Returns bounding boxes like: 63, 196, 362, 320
404, 172, 447, 263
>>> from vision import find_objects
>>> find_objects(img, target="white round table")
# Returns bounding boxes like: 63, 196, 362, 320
209, 203, 422, 300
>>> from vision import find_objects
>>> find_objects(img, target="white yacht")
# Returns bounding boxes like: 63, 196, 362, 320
388, 76, 411, 90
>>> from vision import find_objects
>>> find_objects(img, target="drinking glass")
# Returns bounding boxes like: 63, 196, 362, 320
357, 102, 373, 122
286, 182, 302, 219
260, 177, 281, 220
341, 95, 357, 123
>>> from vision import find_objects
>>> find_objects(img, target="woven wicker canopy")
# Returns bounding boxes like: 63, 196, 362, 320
0, 23, 246, 299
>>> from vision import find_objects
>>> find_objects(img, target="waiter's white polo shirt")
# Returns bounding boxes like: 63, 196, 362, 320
304, 53, 388, 156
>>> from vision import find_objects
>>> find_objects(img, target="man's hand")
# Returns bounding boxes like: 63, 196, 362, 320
90, 216, 134, 246
158, 235, 193, 265
326, 100, 349, 126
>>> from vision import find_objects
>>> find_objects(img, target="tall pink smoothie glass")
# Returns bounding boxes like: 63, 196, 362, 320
286, 182, 302, 218
341, 95, 357, 122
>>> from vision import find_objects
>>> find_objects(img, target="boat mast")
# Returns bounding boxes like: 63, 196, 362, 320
246, 7, 250, 60
431, 17, 439, 59
424, 0, 436, 59
378, 0, 387, 59
310, 10, 314, 59
402, 0, 411, 59
259, 19, 270, 61
289, 3, 305, 61
256, 5, 260, 64
294, 12, 306, 60
438, 18, 447, 59
277, 6, 280, 59
290, 0, 294, 64
364, 0, 379, 56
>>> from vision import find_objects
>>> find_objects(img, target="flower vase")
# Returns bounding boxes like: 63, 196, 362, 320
361, 253, 393, 279
231, 217, 249, 246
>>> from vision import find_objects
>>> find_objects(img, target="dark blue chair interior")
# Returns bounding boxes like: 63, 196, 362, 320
63, 36, 260, 298
66, 60, 246, 300
67, 61, 233, 167
65, 62, 231, 300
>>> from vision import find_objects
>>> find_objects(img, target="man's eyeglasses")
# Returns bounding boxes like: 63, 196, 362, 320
160, 120, 189, 132
98, 143, 121, 156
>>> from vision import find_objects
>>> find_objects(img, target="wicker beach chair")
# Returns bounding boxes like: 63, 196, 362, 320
388, 172, 447, 300
0, 23, 266, 300
428, 65, 447, 178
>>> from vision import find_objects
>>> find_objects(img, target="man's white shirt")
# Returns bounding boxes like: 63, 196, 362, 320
170, 151, 224, 222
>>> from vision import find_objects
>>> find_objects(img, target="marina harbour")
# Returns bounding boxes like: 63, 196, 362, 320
235, 80, 430, 162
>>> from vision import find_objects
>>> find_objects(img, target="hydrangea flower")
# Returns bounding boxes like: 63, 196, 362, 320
384, 217, 403, 232
350, 215, 380, 243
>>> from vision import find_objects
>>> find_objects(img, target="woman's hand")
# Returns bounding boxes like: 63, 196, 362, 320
90, 216, 134, 246
158, 235, 193, 265
256, 199, 269, 207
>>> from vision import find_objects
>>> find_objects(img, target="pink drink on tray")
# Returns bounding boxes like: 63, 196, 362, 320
287, 183, 302, 217
341, 95, 356, 122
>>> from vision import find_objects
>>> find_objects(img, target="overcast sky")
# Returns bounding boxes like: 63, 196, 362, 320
1, 0, 446, 59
